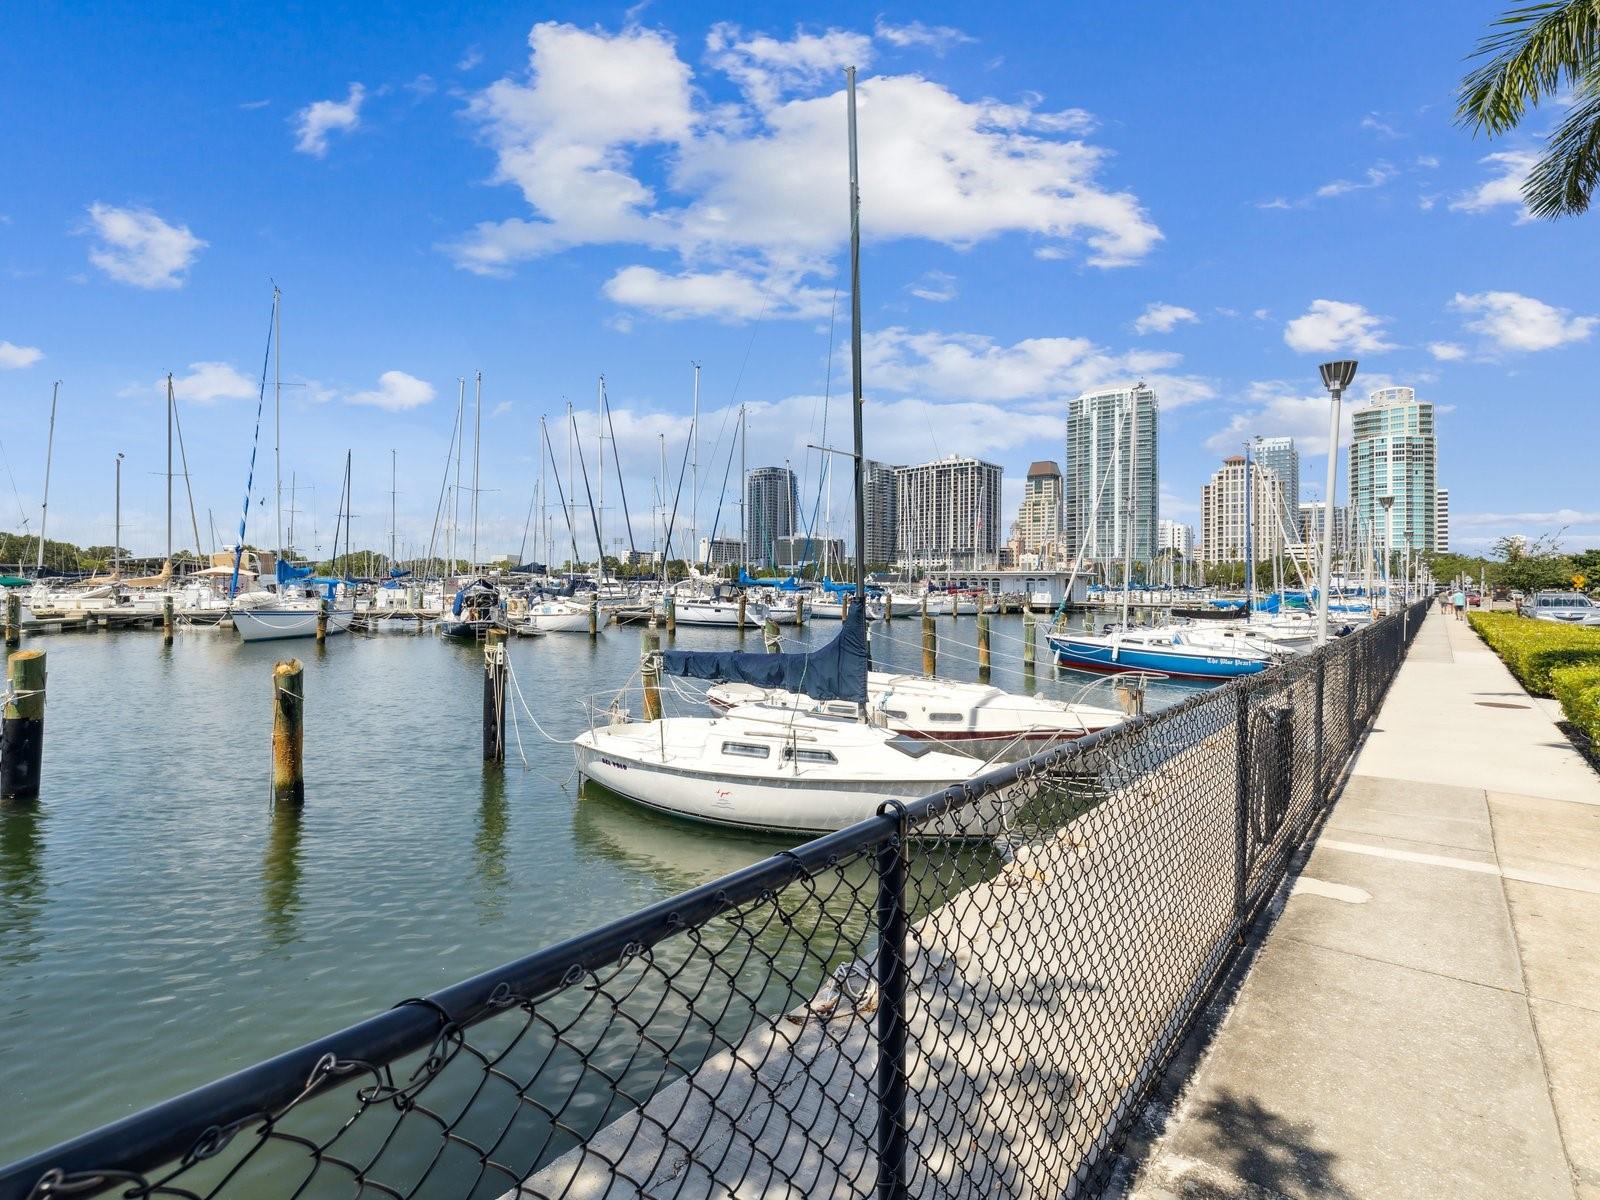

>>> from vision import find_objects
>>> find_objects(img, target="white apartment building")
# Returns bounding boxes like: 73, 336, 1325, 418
1158, 519, 1195, 560
1063, 385, 1159, 565
893, 455, 1003, 569
1200, 456, 1286, 564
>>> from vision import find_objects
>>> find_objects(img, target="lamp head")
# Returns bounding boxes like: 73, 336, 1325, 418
1379, 494, 1394, 511
1319, 360, 1359, 392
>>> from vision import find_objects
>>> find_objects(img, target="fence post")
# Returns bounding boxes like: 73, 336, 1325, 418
875, 806, 910, 1200
1233, 685, 1250, 934
1313, 654, 1326, 802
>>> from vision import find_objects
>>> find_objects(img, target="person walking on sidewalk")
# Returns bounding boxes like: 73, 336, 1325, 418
1452, 587, 1467, 620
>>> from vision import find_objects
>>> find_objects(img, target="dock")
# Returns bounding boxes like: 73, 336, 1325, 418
1123, 610, 1600, 1199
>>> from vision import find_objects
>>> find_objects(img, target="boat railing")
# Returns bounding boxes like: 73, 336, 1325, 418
0, 599, 1434, 1200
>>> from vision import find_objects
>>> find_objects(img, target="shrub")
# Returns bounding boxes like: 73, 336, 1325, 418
1551, 665, 1600, 746
1467, 611, 1600, 695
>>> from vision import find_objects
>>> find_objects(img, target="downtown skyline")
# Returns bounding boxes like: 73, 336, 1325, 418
1, 1, 1597, 564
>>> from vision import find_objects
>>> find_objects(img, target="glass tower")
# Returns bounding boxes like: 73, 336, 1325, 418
1348, 387, 1438, 560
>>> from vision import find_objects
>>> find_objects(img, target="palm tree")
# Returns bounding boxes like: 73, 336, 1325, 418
1458, 1, 1600, 218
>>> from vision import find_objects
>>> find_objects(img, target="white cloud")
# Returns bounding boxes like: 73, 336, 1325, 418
0, 341, 43, 369
82, 203, 206, 289
1283, 299, 1395, 354
345, 370, 435, 411
1450, 290, 1598, 352
1133, 302, 1198, 335
861, 326, 1214, 408
873, 19, 974, 54
1203, 381, 1361, 457
1415, 154, 1440, 169
1360, 113, 1401, 139
447, 21, 1161, 312
458, 45, 483, 71
1314, 163, 1396, 198
1449, 150, 1537, 221
293, 83, 365, 157
907, 270, 957, 302
119, 362, 258, 403
1428, 341, 1467, 361
490, 400, 512, 418
602, 264, 832, 321
240, 98, 271, 111
1255, 197, 1294, 210
1458, 509, 1600, 528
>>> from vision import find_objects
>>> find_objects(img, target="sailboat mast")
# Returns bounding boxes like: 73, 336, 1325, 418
690, 362, 700, 568
596, 374, 606, 584
166, 372, 174, 561
739, 403, 746, 570
846, 67, 865, 600
273, 286, 282, 556
37, 380, 59, 570
451, 376, 464, 572
1243, 443, 1254, 614
471, 370, 482, 571
113, 453, 123, 578
389, 448, 397, 568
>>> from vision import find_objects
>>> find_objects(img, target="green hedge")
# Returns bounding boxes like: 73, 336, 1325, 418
1469, 610, 1600, 696
1551, 665, 1600, 745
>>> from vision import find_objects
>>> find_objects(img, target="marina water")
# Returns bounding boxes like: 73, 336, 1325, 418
0, 613, 1199, 1163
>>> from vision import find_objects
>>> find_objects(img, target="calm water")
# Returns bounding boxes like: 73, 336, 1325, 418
0, 611, 1197, 1164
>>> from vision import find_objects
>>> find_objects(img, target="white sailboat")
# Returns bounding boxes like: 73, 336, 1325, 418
574, 68, 1025, 837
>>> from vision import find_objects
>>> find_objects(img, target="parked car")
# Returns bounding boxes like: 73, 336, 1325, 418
1467, 592, 1483, 607
1527, 591, 1600, 626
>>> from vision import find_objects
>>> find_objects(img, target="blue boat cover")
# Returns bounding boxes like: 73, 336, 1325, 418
275, 558, 314, 586
389, 567, 412, 579
663, 602, 869, 705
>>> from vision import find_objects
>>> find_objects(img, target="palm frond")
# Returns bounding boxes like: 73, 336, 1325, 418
1457, 0, 1600, 134
1523, 74, 1600, 215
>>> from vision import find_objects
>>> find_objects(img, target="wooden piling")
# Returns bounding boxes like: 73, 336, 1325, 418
162, 594, 174, 643
3, 591, 20, 648
883, 592, 893, 623
922, 614, 936, 677
483, 629, 507, 764
271, 659, 304, 806
977, 608, 991, 682
763, 617, 781, 653
1022, 606, 1036, 669
315, 597, 329, 643
736, 592, 747, 629
664, 592, 677, 634
921, 592, 928, 621
641, 632, 662, 722
795, 593, 806, 626
588, 598, 599, 638
1, 650, 46, 801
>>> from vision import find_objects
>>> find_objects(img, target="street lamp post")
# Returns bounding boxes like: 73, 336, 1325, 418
1315, 361, 1357, 645
1379, 494, 1395, 611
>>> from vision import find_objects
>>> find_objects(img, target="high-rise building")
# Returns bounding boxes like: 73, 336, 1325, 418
1434, 488, 1450, 553
1014, 461, 1063, 556
1297, 502, 1350, 554
697, 535, 743, 567
1200, 456, 1286, 564
775, 534, 844, 571
1252, 436, 1300, 523
744, 466, 798, 568
1063, 385, 1159, 566
893, 455, 1003, 569
1158, 519, 1195, 560
862, 458, 899, 566
1348, 386, 1438, 558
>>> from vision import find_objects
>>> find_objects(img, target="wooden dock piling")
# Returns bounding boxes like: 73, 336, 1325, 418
922, 614, 936, 676
977, 600, 991, 682
795, 593, 805, 626
1, 649, 46, 801
3, 591, 20, 648
642, 632, 662, 722
588, 598, 599, 638
763, 617, 781, 653
664, 593, 676, 634
162, 594, 174, 643
271, 659, 304, 805
1022, 607, 1036, 669
736, 592, 747, 629
483, 629, 507, 763
315, 598, 328, 643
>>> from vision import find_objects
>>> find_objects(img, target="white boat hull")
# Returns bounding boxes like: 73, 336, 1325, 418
233, 607, 356, 642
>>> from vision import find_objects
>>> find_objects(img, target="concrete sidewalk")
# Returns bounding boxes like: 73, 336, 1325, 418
1127, 610, 1600, 1200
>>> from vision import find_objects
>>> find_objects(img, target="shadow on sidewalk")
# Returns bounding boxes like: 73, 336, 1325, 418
1188, 1088, 1354, 1199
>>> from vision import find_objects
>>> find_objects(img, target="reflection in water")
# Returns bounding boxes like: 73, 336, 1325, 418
572, 780, 784, 894
0, 804, 46, 968
474, 769, 509, 922
262, 804, 304, 948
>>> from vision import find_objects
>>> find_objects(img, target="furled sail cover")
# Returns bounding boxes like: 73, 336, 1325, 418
663, 602, 869, 704
275, 558, 314, 586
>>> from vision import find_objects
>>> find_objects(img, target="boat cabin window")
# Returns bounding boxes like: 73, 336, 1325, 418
884, 709, 908, 720
782, 747, 839, 764
720, 741, 771, 759
927, 712, 962, 723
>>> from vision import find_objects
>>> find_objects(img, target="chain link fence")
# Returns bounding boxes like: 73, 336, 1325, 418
0, 601, 1429, 1200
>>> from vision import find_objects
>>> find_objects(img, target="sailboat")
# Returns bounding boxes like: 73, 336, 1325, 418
574, 68, 1026, 837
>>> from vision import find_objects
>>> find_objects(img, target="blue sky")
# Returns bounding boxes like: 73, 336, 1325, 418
1, 0, 1595, 562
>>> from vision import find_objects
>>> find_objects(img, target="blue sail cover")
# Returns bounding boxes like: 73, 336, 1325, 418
663, 602, 869, 705
276, 558, 314, 587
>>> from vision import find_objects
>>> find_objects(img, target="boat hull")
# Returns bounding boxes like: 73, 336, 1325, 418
1047, 635, 1267, 680
233, 608, 356, 642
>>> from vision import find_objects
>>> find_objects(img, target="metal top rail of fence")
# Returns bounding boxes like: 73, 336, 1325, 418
0, 600, 1431, 1200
